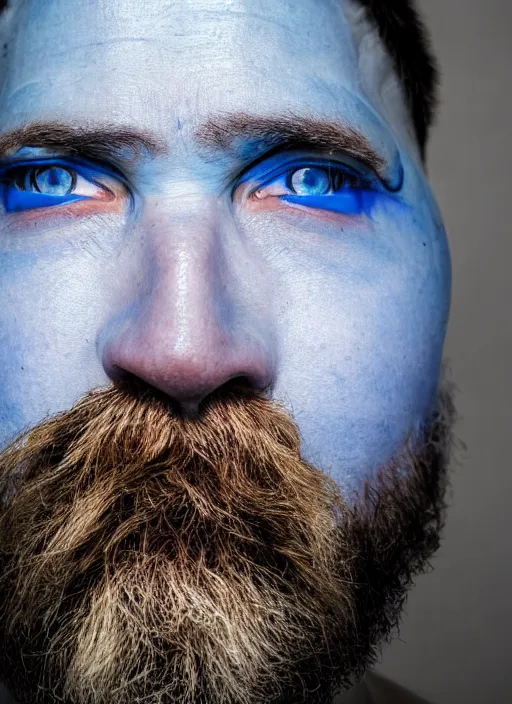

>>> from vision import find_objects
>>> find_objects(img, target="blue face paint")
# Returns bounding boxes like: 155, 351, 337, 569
0, 0, 451, 509
4, 190, 90, 213
281, 190, 375, 215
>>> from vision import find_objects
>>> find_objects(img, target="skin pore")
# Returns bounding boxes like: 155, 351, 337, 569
0, 1, 453, 703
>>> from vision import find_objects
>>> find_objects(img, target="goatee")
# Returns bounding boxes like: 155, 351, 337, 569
0, 375, 456, 704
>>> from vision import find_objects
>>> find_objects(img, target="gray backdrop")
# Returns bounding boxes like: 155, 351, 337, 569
377, 1, 512, 702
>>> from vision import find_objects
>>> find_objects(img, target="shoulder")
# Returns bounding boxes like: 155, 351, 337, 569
365, 671, 434, 704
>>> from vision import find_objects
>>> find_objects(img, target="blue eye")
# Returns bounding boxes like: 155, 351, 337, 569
280, 165, 376, 215
0, 160, 105, 213
30, 165, 75, 196
289, 167, 331, 196
252, 161, 376, 215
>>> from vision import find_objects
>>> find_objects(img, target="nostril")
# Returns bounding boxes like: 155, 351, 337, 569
195, 375, 266, 417
217, 375, 259, 400
227, 373, 273, 400
108, 363, 126, 383
112, 371, 185, 417
101, 314, 276, 418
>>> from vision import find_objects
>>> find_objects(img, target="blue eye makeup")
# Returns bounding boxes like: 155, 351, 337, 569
236, 151, 402, 216
280, 163, 375, 215
0, 158, 115, 213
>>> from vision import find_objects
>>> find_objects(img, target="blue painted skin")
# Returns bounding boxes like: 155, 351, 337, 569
283, 191, 365, 215
0, 0, 451, 505
4, 187, 89, 212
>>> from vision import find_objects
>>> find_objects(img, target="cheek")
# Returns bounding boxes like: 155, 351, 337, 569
274, 268, 448, 486
0, 242, 120, 448
238, 187, 381, 231
246, 194, 450, 482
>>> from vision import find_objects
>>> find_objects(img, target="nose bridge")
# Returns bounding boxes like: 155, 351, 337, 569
100, 194, 276, 411
150, 208, 234, 361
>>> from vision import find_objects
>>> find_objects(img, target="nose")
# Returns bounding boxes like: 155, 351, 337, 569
98, 197, 277, 417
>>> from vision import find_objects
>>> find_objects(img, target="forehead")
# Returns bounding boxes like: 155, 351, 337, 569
0, 0, 409, 160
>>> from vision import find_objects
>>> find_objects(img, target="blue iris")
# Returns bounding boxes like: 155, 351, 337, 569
240, 156, 380, 216
34, 166, 74, 195
281, 165, 374, 215
290, 167, 330, 195
0, 162, 91, 212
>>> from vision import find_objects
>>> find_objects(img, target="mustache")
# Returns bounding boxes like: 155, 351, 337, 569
0, 375, 344, 597
0, 375, 341, 541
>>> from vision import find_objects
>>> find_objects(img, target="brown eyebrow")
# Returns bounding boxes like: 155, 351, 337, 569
195, 113, 388, 180
0, 116, 393, 185
0, 122, 166, 166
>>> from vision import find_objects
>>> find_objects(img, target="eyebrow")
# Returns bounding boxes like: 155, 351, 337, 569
0, 122, 166, 167
0, 115, 394, 185
195, 113, 390, 181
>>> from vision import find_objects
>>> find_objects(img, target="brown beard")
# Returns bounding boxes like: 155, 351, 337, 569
0, 374, 456, 704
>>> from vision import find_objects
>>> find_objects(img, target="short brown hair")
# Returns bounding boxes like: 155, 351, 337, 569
355, 0, 439, 160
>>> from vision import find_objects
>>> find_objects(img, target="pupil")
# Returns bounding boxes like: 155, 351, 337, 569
34, 166, 74, 196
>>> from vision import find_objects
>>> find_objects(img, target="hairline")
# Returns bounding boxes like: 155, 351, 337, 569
352, 0, 439, 161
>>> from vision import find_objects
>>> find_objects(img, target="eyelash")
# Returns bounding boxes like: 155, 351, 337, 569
0, 159, 119, 214
240, 158, 379, 216
11, 164, 77, 191
290, 165, 368, 193
0, 155, 383, 218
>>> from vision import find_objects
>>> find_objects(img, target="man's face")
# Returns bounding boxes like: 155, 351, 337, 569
0, 1, 453, 703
